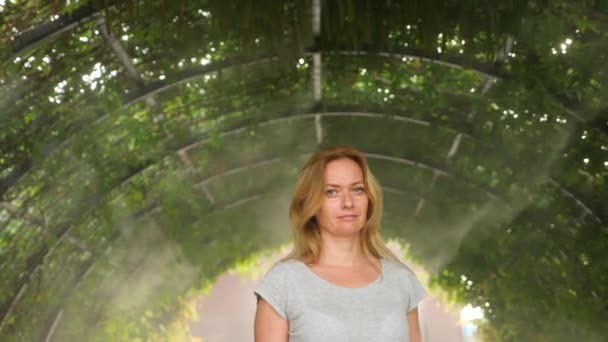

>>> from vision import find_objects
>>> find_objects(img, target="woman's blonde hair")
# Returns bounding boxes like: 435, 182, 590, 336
280, 145, 400, 264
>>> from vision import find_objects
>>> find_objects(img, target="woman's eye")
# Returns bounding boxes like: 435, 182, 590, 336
326, 189, 337, 196
353, 187, 365, 193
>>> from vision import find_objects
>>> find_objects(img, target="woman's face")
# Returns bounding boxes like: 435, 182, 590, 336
315, 158, 369, 236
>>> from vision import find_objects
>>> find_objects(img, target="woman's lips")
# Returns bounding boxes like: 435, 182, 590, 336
338, 215, 358, 221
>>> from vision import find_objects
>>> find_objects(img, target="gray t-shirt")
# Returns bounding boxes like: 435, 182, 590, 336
254, 257, 427, 341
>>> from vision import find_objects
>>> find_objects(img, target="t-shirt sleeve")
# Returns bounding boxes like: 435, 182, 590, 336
253, 262, 288, 320
406, 269, 427, 312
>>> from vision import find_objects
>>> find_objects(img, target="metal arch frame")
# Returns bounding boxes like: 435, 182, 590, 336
4, 110, 602, 336
6, 144, 489, 338
0, 107, 600, 328
9, 3, 106, 57
3, 1, 604, 339
174, 111, 604, 223
2, 42, 588, 199
0, 135, 506, 335
2, 14, 605, 337
190, 155, 457, 207
3, 104, 591, 252
3, 142, 603, 338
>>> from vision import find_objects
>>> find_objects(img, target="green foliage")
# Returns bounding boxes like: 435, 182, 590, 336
0, 0, 606, 340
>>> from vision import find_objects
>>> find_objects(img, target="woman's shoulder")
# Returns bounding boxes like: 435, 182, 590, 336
383, 257, 417, 277
263, 259, 302, 276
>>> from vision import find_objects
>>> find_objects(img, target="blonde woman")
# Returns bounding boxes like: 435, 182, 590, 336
254, 145, 426, 342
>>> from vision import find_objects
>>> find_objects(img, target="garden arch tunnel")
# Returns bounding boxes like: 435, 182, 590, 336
0, 1, 606, 341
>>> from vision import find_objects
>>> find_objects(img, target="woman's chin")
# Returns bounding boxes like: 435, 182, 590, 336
334, 223, 364, 235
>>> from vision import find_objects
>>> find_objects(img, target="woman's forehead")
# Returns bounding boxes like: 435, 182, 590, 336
323, 159, 364, 184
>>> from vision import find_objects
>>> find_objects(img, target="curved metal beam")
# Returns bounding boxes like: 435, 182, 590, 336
549, 178, 603, 225
122, 54, 279, 107
8, 3, 106, 57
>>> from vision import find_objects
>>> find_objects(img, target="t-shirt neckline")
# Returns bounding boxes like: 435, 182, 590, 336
297, 257, 385, 290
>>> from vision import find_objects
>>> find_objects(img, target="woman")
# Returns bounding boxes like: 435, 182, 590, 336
254, 145, 426, 342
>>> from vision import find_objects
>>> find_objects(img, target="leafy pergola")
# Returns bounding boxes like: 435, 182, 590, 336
0, 1, 607, 341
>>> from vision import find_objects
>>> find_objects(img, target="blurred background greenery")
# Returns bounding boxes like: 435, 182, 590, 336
0, 0, 607, 341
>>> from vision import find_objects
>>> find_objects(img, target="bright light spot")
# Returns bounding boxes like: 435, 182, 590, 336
565, 38, 573, 45
42, 55, 51, 64
200, 57, 211, 65
459, 49, 463, 54
48, 96, 55, 103
384, 88, 389, 94
121, 35, 129, 41
560, 43, 567, 50
461, 40, 466, 45
406, 25, 411, 30
359, 68, 367, 75
604, 161, 608, 167
551, 48, 558, 55
583, 158, 589, 164
198, 9, 211, 17
376, 88, 382, 93
437, 47, 442, 54
79, 36, 88, 42
159, 75, 166, 80
13, 56, 21, 63
298, 58, 305, 65
81, 62, 105, 90
54, 80, 68, 94
191, 57, 197, 63
460, 304, 484, 323
470, 88, 475, 93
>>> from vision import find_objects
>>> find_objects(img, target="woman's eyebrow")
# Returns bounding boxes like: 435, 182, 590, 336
325, 181, 364, 187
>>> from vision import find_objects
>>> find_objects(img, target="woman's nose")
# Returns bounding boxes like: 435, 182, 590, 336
341, 192, 354, 208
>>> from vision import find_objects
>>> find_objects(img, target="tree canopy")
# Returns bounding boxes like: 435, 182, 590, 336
0, 0, 607, 341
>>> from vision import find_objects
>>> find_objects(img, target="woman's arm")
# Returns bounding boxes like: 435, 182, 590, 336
254, 297, 289, 342
407, 307, 422, 342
